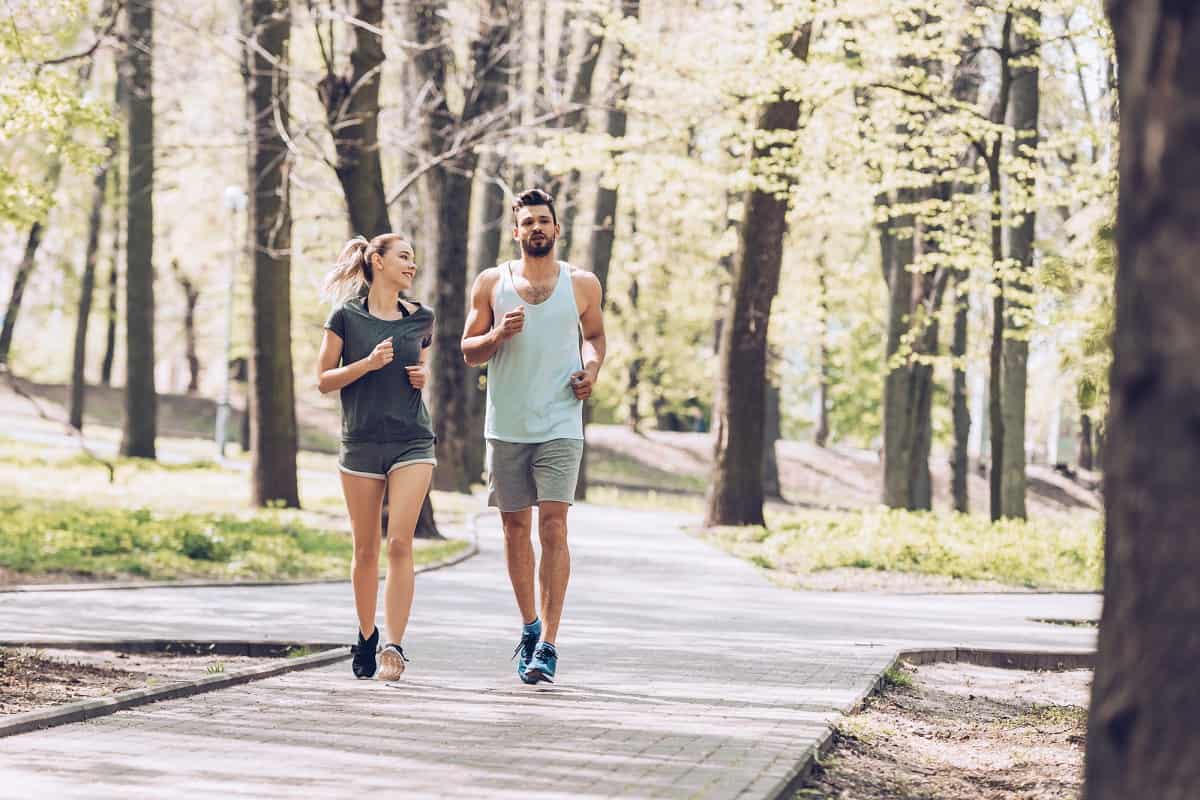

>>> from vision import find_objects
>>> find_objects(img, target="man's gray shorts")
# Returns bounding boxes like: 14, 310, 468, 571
487, 438, 584, 512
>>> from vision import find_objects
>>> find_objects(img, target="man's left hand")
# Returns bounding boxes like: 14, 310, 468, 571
569, 369, 595, 400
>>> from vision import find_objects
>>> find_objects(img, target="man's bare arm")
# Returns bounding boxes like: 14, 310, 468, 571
462, 270, 524, 367
570, 271, 606, 400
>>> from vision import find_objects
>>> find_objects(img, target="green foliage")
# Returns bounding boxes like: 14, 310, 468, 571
704, 508, 1103, 590
0, 1, 115, 226
0, 497, 469, 581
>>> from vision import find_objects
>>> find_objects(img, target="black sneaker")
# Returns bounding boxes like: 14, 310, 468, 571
377, 643, 409, 681
351, 627, 379, 678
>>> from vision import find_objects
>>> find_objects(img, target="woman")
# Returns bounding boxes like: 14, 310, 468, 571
317, 233, 435, 681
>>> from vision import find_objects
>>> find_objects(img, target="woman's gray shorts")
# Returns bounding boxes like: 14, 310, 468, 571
486, 438, 584, 512
338, 439, 437, 480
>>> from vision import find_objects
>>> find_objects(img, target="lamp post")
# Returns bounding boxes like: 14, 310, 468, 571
217, 185, 247, 459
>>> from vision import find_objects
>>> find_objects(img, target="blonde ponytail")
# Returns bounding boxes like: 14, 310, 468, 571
322, 237, 370, 305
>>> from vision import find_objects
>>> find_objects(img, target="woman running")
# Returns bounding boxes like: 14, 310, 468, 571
317, 233, 436, 680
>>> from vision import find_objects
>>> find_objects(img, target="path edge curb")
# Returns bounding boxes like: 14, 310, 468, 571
0, 645, 350, 739
761, 646, 1096, 800
0, 538, 479, 593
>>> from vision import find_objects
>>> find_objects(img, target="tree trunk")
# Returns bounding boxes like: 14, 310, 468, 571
815, 253, 831, 448
1078, 412, 1094, 470
706, 25, 812, 528
409, 0, 514, 494
318, 0, 388, 238
626, 277, 641, 432
0, 222, 47, 366
170, 260, 201, 393
69, 151, 114, 429
951, 269, 970, 512
881, 186, 917, 509
121, 0, 156, 459
1085, 5, 1200, 797
100, 124, 122, 387
1000, 7, 1039, 520
987, 12, 1014, 521
244, 0, 299, 508
762, 377, 782, 499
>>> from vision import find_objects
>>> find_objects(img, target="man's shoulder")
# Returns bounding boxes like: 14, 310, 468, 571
565, 263, 601, 288
474, 266, 505, 291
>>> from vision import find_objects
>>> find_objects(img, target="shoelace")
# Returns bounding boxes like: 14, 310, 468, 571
512, 633, 539, 661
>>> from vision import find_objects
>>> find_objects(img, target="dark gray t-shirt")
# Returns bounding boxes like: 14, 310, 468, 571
325, 297, 435, 444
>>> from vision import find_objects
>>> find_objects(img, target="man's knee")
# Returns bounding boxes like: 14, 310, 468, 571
538, 511, 568, 550
501, 513, 532, 541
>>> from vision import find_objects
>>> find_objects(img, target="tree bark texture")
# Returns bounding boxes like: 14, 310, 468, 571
1078, 412, 1094, 470
1085, 5, 1200, 798
409, 0, 514, 493
171, 260, 201, 393
705, 25, 812, 528
245, 0, 299, 508
1000, 7, 1039, 520
70, 151, 114, 429
121, 0, 156, 459
318, 0, 388, 238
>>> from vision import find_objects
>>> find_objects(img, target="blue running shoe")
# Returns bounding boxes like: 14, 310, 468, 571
513, 620, 541, 682
524, 642, 557, 684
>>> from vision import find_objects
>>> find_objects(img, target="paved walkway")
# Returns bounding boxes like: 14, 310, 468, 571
0, 504, 1098, 799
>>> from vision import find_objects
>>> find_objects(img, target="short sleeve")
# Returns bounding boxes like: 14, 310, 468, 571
420, 309, 434, 348
325, 305, 345, 339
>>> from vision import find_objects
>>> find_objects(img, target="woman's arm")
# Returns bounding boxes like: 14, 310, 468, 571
406, 336, 431, 390
317, 329, 392, 394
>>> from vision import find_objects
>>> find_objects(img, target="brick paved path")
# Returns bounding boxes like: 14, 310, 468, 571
0, 504, 1097, 799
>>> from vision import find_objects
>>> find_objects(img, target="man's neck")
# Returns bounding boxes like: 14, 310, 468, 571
519, 251, 559, 279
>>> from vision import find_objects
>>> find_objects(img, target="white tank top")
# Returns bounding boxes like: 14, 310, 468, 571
484, 261, 585, 443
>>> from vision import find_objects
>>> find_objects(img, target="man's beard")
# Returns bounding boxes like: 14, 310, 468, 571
522, 234, 555, 257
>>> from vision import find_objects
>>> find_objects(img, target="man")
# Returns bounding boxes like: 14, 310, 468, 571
462, 188, 606, 684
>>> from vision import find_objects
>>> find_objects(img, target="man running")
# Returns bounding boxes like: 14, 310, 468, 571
461, 188, 606, 684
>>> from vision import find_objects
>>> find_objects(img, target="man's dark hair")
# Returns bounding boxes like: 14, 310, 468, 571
512, 188, 557, 226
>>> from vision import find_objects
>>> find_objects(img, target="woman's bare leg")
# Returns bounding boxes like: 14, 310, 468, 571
382, 463, 434, 645
340, 471, 386, 638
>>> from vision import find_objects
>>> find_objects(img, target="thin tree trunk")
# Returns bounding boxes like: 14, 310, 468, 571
815, 253, 831, 448
951, 269, 970, 512
1078, 412, 1094, 470
706, 25, 812, 528
100, 126, 122, 387
170, 260, 201, 394
627, 277, 641, 433
1086, 5, 1200, 796
1000, 7, 1039, 520
0, 221, 48, 366
70, 151, 114, 429
762, 377, 782, 499
121, 0, 156, 458
987, 12, 1014, 521
245, 0, 299, 507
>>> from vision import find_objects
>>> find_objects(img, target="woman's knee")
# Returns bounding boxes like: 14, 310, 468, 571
386, 534, 413, 562
353, 537, 380, 564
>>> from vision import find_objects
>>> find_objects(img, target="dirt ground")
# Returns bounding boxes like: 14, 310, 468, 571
0, 648, 276, 716
795, 662, 1091, 800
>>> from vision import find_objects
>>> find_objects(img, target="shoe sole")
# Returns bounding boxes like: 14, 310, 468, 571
523, 668, 554, 684
377, 649, 406, 681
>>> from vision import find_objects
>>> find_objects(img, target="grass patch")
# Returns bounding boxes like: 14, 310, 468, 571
0, 497, 470, 583
586, 445, 707, 493
882, 666, 915, 690
582, 486, 705, 514
703, 508, 1103, 591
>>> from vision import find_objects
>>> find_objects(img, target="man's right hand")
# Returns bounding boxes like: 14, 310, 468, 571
495, 306, 525, 342
366, 338, 394, 370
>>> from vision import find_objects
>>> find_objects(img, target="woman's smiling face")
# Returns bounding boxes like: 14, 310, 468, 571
374, 239, 417, 290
